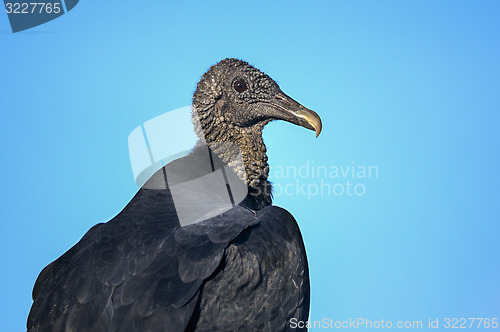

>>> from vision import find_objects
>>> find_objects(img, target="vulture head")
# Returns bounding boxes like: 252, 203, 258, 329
192, 58, 322, 208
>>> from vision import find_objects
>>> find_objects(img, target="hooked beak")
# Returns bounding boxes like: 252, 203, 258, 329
266, 91, 322, 137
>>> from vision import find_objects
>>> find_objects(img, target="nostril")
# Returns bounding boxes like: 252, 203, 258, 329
275, 94, 288, 102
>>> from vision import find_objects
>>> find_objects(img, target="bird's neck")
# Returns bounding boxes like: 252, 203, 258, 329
231, 126, 272, 202
193, 113, 272, 209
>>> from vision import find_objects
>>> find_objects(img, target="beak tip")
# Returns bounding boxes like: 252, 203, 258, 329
307, 110, 322, 138
313, 120, 322, 138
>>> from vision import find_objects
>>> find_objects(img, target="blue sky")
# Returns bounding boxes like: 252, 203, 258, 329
1, 1, 499, 330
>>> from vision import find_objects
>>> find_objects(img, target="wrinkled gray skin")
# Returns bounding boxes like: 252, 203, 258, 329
193, 58, 321, 210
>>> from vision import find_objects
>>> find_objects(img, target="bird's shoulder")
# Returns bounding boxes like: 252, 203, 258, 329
28, 185, 262, 331
190, 205, 310, 331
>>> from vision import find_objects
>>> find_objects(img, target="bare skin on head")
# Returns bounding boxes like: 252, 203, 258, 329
192, 58, 322, 209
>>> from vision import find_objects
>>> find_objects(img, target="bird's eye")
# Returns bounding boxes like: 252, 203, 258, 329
233, 79, 248, 93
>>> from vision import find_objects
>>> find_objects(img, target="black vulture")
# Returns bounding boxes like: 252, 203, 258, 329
28, 58, 322, 332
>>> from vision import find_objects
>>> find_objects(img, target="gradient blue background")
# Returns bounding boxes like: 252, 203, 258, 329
1, 1, 499, 330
